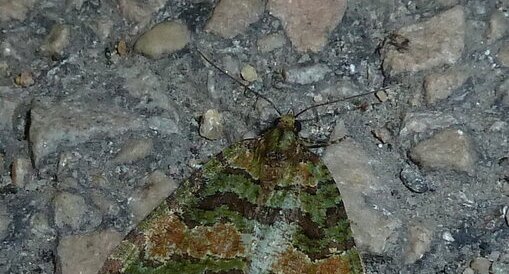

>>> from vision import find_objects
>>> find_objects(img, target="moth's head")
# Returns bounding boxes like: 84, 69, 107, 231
274, 114, 302, 133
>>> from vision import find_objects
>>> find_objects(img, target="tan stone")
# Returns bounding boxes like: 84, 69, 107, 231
423, 67, 468, 104
134, 21, 190, 59
498, 43, 509, 67
205, 0, 265, 38
383, 6, 465, 73
268, 0, 347, 52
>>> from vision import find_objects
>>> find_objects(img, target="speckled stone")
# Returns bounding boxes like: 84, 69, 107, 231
383, 6, 465, 73
410, 128, 477, 173
498, 43, 509, 67
134, 21, 190, 59
400, 111, 458, 136
487, 11, 508, 43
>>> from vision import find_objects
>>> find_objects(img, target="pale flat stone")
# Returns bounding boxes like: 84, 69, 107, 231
257, 33, 286, 53
383, 6, 465, 73
29, 98, 175, 167
400, 111, 458, 136
470, 257, 491, 274
53, 191, 102, 232
57, 229, 123, 274
498, 43, 509, 67
134, 21, 190, 59
113, 138, 153, 164
0, 0, 36, 22
324, 140, 401, 254
128, 170, 178, 224
410, 128, 477, 173
10, 157, 32, 188
284, 63, 332, 85
40, 24, 71, 57
199, 109, 224, 140
0, 87, 26, 131
117, 0, 165, 24
487, 11, 508, 43
268, 0, 347, 52
0, 205, 11, 240
404, 225, 433, 264
423, 67, 468, 104
205, 0, 265, 38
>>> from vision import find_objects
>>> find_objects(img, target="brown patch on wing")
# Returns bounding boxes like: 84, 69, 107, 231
273, 247, 355, 274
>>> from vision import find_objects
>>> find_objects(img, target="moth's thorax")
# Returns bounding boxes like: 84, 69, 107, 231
263, 114, 301, 153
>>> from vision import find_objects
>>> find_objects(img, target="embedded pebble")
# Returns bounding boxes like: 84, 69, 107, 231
57, 229, 123, 274
492, 261, 509, 274
29, 212, 55, 238
205, 0, 265, 38
10, 157, 32, 188
470, 257, 492, 274
400, 111, 458, 136
128, 170, 178, 224
117, 0, 165, 24
498, 43, 509, 67
53, 191, 102, 232
324, 139, 401, 254
134, 21, 190, 59
0, 0, 35, 22
0, 205, 11, 240
487, 11, 508, 43
113, 138, 153, 164
199, 109, 224, 140
268, 0, 347, 52
404, 225, 432, 264
400, 165, 429, 193
442, 231, 455, 242
0, 87, 26, 130
499, 78, 509, 107
383, 6, 465, 73
0, 153, 4, 174
410, 128, 476, 173
423, 67, 468, 104
40, 24, 70, 57
29, 99, 164, 166
240, 64, 258, 82
14, 71, 34, 87
257, 33, 286, 53
284, 63, 331, 85
372, 127, 392, 144
463, 268, 475, 274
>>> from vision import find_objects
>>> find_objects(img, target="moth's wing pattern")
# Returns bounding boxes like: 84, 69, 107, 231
100, 132, 362, 274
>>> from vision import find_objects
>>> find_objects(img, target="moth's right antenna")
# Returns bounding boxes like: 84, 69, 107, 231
295, 90, 380, 118
197, 49, 282, 116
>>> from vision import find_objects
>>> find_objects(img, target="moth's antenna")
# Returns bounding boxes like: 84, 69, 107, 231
295, 90, 380, 118
196, 49, 282, 116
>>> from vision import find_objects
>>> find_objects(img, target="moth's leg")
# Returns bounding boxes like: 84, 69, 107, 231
303, 135, 350, 148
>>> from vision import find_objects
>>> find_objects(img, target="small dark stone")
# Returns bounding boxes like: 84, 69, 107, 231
400, 165, 429, 193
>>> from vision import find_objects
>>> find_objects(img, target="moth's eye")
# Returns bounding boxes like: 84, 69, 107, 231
294, 120, 302, 132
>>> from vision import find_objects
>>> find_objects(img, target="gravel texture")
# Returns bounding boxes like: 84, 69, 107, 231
0, 0, 508, 273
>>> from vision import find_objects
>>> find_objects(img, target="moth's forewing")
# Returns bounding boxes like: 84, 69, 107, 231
100, 115, 362, 274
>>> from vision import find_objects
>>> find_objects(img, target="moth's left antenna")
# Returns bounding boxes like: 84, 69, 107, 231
196, 49, 282, 116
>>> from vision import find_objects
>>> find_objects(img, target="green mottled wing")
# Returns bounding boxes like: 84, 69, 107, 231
100, 115, 362, 274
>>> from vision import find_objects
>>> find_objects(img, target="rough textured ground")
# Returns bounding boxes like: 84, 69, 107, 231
0, 0, 508, 273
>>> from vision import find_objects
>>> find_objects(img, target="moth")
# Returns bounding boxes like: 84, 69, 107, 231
99, 51, 377, 274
